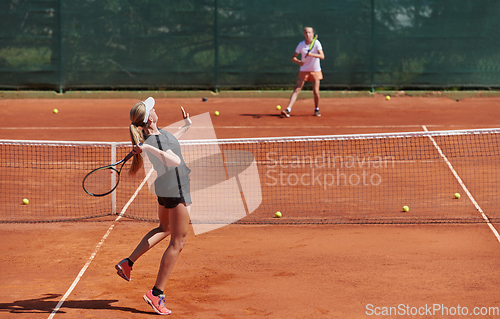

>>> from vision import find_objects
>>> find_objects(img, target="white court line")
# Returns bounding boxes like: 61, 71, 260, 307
0, 125, 430, 129
2, 124, 498, 130
0, 124, 500, 131
422, 125, 500, 243
47, 168, 154, 319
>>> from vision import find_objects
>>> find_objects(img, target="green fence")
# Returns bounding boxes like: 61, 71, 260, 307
1, 0, 500, 91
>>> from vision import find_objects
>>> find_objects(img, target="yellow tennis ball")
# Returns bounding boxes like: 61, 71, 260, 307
22, 198, 29, 205
276, 105, 281, 110
403, 206, 409, 212
386, 95, 391, 100
214, 111, 219, 116
454, 193, 460, 199
53, 108, 59, 113
275, 211, 282, 218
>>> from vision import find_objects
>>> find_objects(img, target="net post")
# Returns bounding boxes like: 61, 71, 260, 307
57, 0, 63, 94
111, 143, 117, 215
370, 0, 375, 92
213, 0, 219, 92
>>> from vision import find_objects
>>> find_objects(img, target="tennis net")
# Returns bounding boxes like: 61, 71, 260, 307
1, 128, 499, 224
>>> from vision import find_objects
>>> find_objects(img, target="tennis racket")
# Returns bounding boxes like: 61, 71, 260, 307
82, 144, 141, 197
306, 35, 318, 56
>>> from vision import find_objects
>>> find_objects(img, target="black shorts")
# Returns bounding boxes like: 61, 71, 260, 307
156, 182, 191, 209
157, 194, 192, 209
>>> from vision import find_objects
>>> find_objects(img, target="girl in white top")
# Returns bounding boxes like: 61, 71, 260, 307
282, 26, 325, 117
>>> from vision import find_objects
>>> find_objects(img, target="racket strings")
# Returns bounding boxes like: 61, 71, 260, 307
83, 167, 118, 196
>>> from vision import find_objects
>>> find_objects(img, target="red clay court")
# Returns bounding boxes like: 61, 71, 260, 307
1, 93, 500, 318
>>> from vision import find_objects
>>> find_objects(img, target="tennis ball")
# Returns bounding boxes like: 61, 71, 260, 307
386, 95, 391, 100
403, 205, 409, 212
276, 105, 281, 110
214, 111, 219, 116
454, 193, 460, 199
275, 211, 282, 218
53, 108, 58, 113
22, 198, 29, 205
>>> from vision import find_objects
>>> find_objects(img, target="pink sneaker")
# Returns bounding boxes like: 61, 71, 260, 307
143, 290, 171, 315
115, 259, 132, 281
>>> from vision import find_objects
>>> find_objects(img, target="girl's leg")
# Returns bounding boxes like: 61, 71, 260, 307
312, 79, 320, 109
154, 203, 190, 290
128, 204, 171, 263
286, 78, 306, 111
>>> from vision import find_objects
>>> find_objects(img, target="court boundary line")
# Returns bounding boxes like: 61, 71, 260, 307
422, 125, 500, 244
2, 124, 500, 130
47, 168, 153, 319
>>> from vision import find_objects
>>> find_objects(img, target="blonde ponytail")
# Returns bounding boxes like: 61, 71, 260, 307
129, 124, 145, 175
129, 101, 147, 175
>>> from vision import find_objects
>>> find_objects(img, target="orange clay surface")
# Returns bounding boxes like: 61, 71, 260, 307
1, 95, 500, 318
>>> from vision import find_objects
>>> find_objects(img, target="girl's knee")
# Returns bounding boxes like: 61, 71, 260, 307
170, 234, 187, 252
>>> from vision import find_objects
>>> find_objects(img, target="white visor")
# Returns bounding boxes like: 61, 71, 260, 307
143, 97, 155, 123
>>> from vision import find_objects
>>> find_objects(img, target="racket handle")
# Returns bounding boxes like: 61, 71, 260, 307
124, 143, 143, 161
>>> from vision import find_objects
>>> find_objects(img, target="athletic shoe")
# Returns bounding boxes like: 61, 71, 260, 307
314, 109, 321, 117
281, 109, 290, 118
115, 258, 132, 281
143, 290, 171, 315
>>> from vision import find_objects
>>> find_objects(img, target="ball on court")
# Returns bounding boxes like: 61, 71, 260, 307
454, 193, 460, 199
386, 95, 391, 100
22, 198, 29, 205
403, 205, 409, 212
276, 105, 281, 110
53, 108, 58, 113
275, 211, 282, 218
214, 111, 219, 116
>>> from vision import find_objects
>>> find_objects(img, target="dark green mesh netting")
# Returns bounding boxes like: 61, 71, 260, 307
1, 0, 499, 90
